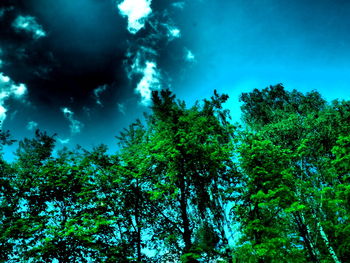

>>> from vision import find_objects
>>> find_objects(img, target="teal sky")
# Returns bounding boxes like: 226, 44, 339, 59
172, 0, 350, 121
0, 0, 349, 160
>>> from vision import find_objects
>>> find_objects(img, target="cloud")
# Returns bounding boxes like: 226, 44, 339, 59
62, 107, 73, 116
184, 48, 195, 62
172, 2, 185, 9
167, 26, 181, 40
124, 47, 162, 106
136, 61, 160, 105
12, 83, 27, 98
9, 110, 18, 121
119, 1, 189, 106
12, 15, 46, 40
26, 121, 38, 131
58, 138, 70, 144
147, 18, 181, 43
117, 0, 152, 34
0, 72, 27, 127
0, 49, 2, 68
0, 6, 14, 17
126, 46, 157, 78
0, 105, 6, 125
117, 103, 126, 115
93, 85, 108, 106
0, 73, 10, 84
61, 107, 83, 134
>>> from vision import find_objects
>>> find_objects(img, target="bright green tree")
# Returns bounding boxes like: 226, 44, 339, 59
143, 89, 236, 261
236, 84, 349, 262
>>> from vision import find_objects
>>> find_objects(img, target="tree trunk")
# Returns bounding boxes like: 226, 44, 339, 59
293, 212, 320, 263
317, 220, 341, 263
135, 179, 142, 262
180, 174, 192, 253
136, 226, 141, 262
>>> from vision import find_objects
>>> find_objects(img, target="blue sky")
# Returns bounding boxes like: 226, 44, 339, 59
0, 0, 349, 160
172, 0, 350, 120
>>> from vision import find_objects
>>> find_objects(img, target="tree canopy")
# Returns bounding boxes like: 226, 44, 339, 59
1, 85, 349, 262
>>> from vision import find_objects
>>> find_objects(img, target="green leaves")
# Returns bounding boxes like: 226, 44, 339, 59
1, 87, 349, 262
236, 85, 350, 262
332, 135, 350, 175
285, 202, 307, 213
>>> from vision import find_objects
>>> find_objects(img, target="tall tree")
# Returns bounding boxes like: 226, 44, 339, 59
144, 89, 236, 261
234, 133, 306, 262
236, 84, 349, 262
116, 120, 157, 262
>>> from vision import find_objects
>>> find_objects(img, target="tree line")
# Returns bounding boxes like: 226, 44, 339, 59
0, 85, 349, 262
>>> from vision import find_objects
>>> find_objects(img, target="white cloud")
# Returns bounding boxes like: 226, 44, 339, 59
126, 47, 157, 79
0, 73, 10, 83
26, 121, 38, 131
147, 19, 182, 42
117, 0, 152, 34
125, 49, 161, 106
11, 83, 27, 98
93, 85, 108, 106
61, 107, 83, 134
12, 15, 46, 40
184, 48, 195, 62
0, 72, 27, 127
119, 1, 185, 105
62, 107, 73, 116
58, 138, 70, 144
167, 26, 181, 40
0, 105, 6, 125
136, 61, 160, 105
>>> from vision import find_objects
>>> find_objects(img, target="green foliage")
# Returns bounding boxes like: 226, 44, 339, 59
145, 89, 236, 258
236, 84, 350, 263
0, 86, 349, 262
180, 252, 201, 263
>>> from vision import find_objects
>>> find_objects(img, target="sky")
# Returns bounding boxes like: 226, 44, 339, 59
0, 0, 350, 159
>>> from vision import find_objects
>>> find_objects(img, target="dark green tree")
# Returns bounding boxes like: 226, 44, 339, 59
0, 129, 17, 262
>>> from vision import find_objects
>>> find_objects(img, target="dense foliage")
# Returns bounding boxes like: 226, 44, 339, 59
1, 85, 349, 262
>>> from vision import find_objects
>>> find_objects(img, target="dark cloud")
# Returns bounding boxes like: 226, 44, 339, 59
0, 0, 191, 156
2, 0, 349, 160
0, 0, 130, 112
0, 0, 189, 114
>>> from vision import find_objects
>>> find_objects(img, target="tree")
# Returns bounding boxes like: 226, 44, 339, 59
236, 84, 349, 262
143, 89, 236, 261
234, 134, 305, 262
1, 86, 349, 262
9, 131, 132, 261
116, 120, 157, 262
0, 129, 17, 262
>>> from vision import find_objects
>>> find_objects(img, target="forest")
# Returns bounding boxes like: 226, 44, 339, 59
0, 84, 349, 262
